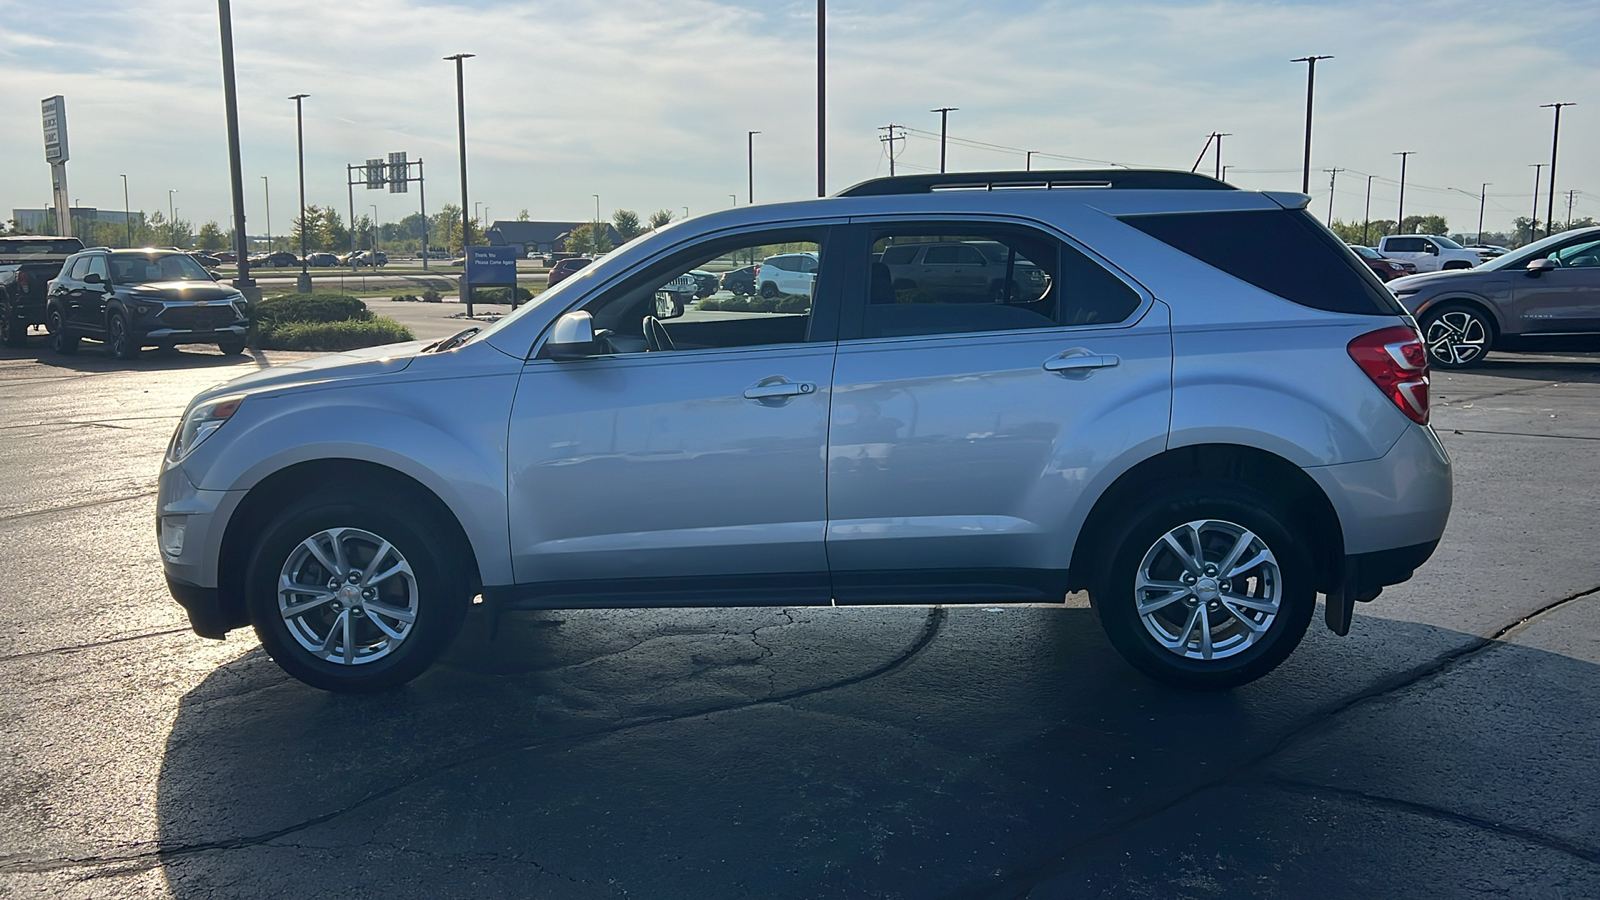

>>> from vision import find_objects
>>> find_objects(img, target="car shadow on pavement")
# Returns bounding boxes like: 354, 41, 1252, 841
149, 605, 1600, 899
1465, 352, 1600, 383
0, 333, 278, 374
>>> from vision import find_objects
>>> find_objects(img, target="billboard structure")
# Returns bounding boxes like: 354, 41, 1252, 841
41, 96, 71, 236
344, 152, 429, 270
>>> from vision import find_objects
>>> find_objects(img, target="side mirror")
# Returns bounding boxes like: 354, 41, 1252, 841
1526, 257, 1557, 277
653, 291, 685, 320
540, 310, 597, 360
83, 272, 105, 286
1425, 245, 1439, 255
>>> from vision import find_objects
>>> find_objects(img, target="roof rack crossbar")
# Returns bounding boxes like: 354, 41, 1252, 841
836, 169, 1233, 198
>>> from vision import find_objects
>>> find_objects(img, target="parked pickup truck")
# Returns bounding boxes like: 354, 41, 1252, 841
0, 236, 85, 347
1376, 234, 1480, 272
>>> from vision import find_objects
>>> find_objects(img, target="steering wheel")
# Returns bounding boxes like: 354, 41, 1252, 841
643, 315, 675, 352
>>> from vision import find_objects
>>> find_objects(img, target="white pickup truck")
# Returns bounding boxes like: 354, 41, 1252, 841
1377, 234, 1480, 272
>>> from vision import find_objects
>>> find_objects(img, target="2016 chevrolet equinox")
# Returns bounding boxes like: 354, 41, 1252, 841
158, 170, 1451, 692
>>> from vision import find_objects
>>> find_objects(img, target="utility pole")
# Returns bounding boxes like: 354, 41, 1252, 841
816, 0, 826, 197
290, 93, 311, 292
1394, 151, 1414, 232
931, 107, 958, 173
748, 131, 760, 204
168, 189, 178, 245
445, 52, 475, 315
878, 124, 905, 176
1291, 55, 1333, 193
1214, 132, 1232, 180
1363, 174, 1376, 245
216, 0, 256, 298
1529, 163, 1545, 242
1540, 102, 1575, 238
261, 175, 271, 251
120, 174, 131, 247
1478, 183, 1490, 245
1568, 189, 1580, 231
1025, 150, 1035, 172
1324, 167, 1344, 223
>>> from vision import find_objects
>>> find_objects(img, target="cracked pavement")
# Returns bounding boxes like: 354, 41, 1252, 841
2, 338, 1599, 898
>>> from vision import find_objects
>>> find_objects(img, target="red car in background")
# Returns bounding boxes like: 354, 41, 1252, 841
546, 257, 592, 287
1349, 244, 1419, 282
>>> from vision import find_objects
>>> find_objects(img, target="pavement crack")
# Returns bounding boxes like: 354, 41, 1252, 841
0, 627, 191, 664
946, 586, 1600, 900
1257, 776, 1600, 866
0, 490, 156, 524
1443, 427, 1600, 442
0, 606, 946, 879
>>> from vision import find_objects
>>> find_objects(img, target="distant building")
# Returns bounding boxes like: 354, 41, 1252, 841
12, 207, 142, 235
486, 220, 623, 256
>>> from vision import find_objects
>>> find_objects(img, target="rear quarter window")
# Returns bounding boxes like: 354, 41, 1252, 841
1122, 209, 1402, 316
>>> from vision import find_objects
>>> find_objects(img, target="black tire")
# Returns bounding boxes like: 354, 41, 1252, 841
1443, 261, 1473, 270
108, 313, 140, 361
217, 338, 246, 356
1092, 485, 1315, 690
759, 281, 779, 299
1420, 303, 1493, 369
1, 315, 26, 348
246, 491, 469, 692
47, 309, 78, 355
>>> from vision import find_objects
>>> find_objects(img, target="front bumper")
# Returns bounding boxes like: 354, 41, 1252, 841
166, 576, 243, 639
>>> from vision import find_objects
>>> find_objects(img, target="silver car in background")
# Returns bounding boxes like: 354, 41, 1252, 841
1390, 225, 1600, 368
159, 169, 1451, 693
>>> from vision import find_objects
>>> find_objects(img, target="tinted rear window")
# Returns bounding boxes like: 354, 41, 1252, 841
0, 239, 84, 256
1122, 209, 1402, 315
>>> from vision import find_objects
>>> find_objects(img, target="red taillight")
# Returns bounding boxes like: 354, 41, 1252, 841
17, 271, 30, 291
1348, 325, 1430, 425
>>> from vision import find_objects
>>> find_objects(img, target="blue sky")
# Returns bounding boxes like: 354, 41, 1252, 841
3, 0, 1597, 234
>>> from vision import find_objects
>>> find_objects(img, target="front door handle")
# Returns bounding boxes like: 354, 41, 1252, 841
743, 377, 817, 403
1043, 353, 1119, 373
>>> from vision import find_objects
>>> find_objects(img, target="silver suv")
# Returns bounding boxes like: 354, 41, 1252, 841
159, 170, 1452, 693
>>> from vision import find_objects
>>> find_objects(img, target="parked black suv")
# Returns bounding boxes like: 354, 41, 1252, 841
46, 248, 250, 360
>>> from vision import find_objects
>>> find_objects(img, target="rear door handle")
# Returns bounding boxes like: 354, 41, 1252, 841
743, 378, 817, 401
1043, 353, 1119, 373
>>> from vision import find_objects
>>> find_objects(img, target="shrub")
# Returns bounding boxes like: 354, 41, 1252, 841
251, 317, 414, 351
697, 294, 809, 314
421, 289, 443, 303
471, 286, 535, 304
255, 292, 372, 328
392, 294, 418, 303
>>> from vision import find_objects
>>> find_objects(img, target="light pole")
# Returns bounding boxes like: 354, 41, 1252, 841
290, 93, 311, 292
445, 52, 475, 314
1394, 151, 1414, 232
1478, 183, 1490, 245
931, 107, 958, 173
748, 131, 760, 204
120, 174, 131, 247
1363, 174, 1376, 245
816, 0, 825, 197
261, 175, 271, 252
1025, 150, 1035, 171
1213, 133, 1232, 180
1291, 55, 1333, 193
370, 204, 379, 255
1540, 102, 1575, 238
729, 194, 737, 207
168, 189, 178, 245
1568, 190, 1580, 231
1529, 163, 1545, 242
682, 206, 689, 219
592, 194, 600, 225
1324, 167, 1343, 223
216, 0, 256, 297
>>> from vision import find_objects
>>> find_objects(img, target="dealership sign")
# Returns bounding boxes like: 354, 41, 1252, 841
42, 96, 68, 163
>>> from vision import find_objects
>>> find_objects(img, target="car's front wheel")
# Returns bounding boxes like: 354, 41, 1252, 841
247, 492, 469, 692
108, 313, 140, 361
1093, 486, 1315, 690
1420, 304, 1493, 369
217, 338, 246, 356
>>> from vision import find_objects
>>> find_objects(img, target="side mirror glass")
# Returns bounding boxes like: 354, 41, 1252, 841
83, 272, 105, 286
1526, 257, 1557, 277
1425, 245, 1439, 255
540, 310, 597, 360
653, 291, 686, 320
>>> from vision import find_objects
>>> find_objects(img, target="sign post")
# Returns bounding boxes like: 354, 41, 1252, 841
41, 96, 71, 237
462, 245, 518, 315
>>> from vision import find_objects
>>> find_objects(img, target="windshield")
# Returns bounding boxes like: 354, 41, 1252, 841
110, 252, 212, 284
1351, 245, 1381, 259
1479, 228, 1600, 272
1433, 236, 1464, 249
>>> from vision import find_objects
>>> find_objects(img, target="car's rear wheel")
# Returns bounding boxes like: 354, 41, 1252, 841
759, 281, 779, 299
108, 313, 140, 361
246, 492, 469, 692
1093, 486, 1315, 690
1420, 304, 1493, 369
48, 309, 78, 355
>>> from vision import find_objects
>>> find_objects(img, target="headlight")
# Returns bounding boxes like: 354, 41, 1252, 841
168, 396, 244, 464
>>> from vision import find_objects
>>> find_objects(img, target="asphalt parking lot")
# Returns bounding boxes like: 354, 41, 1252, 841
1, 327, 1598, 899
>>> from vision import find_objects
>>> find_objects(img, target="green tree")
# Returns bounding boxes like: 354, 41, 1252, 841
612, 209, 644, 241
648, 209, 674, 230
196, 221, 226, 251
516, 209, 531, 222
564, 222, 613, 255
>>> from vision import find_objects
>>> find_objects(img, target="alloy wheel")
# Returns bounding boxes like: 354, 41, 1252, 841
1423, 310, 1488, 367
277, 527, 419, 666
1133, 518, 1282, 661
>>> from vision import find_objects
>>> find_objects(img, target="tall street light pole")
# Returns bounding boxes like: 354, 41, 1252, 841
1025, 150, 1035, 171
816, 0, 826, 197
445, 53, 475, 316
1477, 183, 1490, 245
1363, 174, 1376, 245
371, 204, 379, 255
261, 175, 271, 252
120, 174, 131, 247
1568, 190, 1580, 231
729, 194, 737, 207
1394, 151, 1414, 232
1291, 55, 1333, 193
168, 189, 178, 245
289, 93, 311, 293
1213, 133, 1232, 180
592, 194, 600, 226
1529, 163, 1545, 242
747, 131, 760, 204
931, 107, 958, 174
1540, 102, 1575, 238
1324, 167, 1343, 223
215, 0, 256, 298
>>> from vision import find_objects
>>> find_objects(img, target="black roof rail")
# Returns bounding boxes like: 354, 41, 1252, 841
835, 169, 1233, 198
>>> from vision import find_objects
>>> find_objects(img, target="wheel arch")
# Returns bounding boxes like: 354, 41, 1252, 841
1066, 443, 1344, 597
215, 458, 482, 631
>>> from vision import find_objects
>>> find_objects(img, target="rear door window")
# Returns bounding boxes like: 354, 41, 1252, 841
1123, 209, 1402, 315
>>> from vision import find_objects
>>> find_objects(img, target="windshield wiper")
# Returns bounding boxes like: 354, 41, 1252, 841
425, 327, 480, 353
